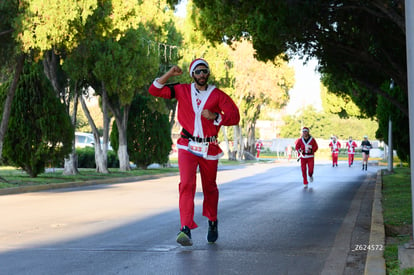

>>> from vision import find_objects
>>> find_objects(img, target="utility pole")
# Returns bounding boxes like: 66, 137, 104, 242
405, 0, 414, 241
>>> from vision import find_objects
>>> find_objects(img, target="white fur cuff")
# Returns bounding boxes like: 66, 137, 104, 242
153, 78, 164, 89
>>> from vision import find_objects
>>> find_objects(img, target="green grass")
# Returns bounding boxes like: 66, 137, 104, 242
383, 168, 412, 227
382, 167, 414, 274
0, 166, 180, 189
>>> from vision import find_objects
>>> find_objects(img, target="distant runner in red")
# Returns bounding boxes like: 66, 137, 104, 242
149, 58, 240, 247
295, 127, 319, 188
329, 135, 341, 167
256, 140, 263, 158
286, 144, 292, 162
346, 136, 358, 167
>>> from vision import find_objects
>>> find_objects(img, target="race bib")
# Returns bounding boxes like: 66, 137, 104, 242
305, 145, 312, 154
188, 140, 209, 158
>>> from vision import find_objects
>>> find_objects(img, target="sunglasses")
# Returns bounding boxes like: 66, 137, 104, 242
194, 68, 209, 75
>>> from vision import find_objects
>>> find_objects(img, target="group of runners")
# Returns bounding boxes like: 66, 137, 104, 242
295, 127, 373, 187
328, 135, 372, 170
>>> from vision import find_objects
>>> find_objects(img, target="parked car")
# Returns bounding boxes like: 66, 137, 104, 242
75, 132, 113, 151
75, 132, 94, 148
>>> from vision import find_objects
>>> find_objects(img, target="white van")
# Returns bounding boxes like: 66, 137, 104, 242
75, 132, 94, 148
75, 132, 113, 150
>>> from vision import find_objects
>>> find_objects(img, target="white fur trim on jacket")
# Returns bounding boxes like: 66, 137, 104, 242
191, 83, 215, 138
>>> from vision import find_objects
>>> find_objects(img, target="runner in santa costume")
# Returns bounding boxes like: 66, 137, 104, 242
148, 58, 240, 246
346, 136, 358, 167
329, 135, 341, 167
256, 139, 263, 158
295, 127, 318, 187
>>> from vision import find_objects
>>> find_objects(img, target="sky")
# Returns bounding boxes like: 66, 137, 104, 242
174, 0, 187, 17
285, 57, 322, 115
174, 1, 323, 115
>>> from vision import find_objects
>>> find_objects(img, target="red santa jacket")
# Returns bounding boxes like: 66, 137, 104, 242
346, 140, 358, 154
295, 136, 318, 158
149, 80, 240, 159
329, 140, 341, 153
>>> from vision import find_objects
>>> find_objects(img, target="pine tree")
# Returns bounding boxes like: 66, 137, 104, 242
110, 93, 172, 169
3, 60, 73, 177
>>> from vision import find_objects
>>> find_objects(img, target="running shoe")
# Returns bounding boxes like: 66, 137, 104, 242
176, 226, 192, 246
207, 220, 218, 243
309, 176, 313, 182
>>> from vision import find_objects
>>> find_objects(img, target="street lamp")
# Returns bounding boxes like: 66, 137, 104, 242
388, 79, 394, 173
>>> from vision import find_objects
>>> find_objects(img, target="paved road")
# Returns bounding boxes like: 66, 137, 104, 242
0, 161, 379, 275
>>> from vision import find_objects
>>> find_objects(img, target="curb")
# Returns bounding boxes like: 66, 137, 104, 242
0, 172, 179, 196
364, 169, 386, 275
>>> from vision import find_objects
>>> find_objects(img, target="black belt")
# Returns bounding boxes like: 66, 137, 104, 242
181, 128, 217, 143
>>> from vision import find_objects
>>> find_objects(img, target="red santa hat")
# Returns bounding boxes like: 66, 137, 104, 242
302, 127, 309, 132
189, 58, 209, 77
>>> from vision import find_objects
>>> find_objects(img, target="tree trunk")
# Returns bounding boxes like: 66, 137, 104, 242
63, 153, 79, 175
246, 122, 256, 154
232, 125, 243, 161
221, 126, 231, 160
43, 52, 79, 175
0, 54, 25, 161
94, 142, 108, 173
63, 92, 79, 175
115, 108, 130, 171
102, 84, 130, 171
80, 94, 109, 174
43, 51, 61, 99
117, 144, 130, 171
95, 86, 110, 173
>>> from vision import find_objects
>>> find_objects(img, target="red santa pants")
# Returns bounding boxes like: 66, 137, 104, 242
178, 149, 219, 230
332, 152, 339, 166
348, 153, 354, 165
300, 157, 314, 184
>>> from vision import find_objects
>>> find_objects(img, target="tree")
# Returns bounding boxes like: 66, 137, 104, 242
228, 39, 294, 157
2, 60, 73, 177
62, 0, 182, 172
184, 0, 405, 103
1, 0, 99, 174
320, 84, 362, 119
376, 83, 409, 161
175, 3, 295, 160
0, 1, 26, 162
110, 93, 172, 169
279, 106, 378, 141
92, 27, 160, 171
